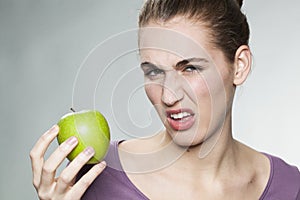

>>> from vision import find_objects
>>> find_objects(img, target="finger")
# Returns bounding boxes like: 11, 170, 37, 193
39, 136, 78, 190
70, 161, 106, 198
29, 125, 59, 188
55, 146, 95, 193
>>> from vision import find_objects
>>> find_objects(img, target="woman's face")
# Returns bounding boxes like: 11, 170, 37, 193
139, 17, 236, 147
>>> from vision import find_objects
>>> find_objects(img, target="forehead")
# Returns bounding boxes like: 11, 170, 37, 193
138, 17, 214, 64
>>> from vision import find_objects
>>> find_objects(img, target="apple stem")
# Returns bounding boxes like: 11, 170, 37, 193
70, 108, 76, 112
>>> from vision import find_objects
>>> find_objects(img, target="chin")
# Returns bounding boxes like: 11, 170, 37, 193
170, 132, 204, 148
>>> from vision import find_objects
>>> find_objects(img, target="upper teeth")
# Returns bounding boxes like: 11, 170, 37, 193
170, 112, 191, 119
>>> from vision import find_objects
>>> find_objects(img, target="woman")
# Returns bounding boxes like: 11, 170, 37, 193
30, 0, 300, 199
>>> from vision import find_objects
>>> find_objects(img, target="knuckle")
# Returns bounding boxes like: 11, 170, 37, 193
71, 154, 89, 168
76, 154, 88, 164
29, 150, 37, 159
59, 173, 71, 184
42, 164, 54, 175
88, 168, 99, 178
58, 143, 70, 153
40, 133, 49, 142
81, 178, 92, 188
32, 180, 39, 189
38, 191, 50, 200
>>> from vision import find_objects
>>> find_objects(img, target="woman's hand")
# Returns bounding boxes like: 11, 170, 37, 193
30, 125, 106, 200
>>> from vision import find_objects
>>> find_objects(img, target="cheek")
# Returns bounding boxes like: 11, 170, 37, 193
186, 74, 226, 120
191, 68, 231, 103
144, 83, 162, 105
185, 76, 211, 104
191, 70, 232, 132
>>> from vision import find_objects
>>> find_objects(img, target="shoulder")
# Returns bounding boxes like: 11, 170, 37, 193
77, 141, 148, 200
268, 154, 300, 185
118, 132, 166, 153
260, 153, 300, 199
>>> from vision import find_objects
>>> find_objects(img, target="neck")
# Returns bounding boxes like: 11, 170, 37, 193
119, 113, 243, 178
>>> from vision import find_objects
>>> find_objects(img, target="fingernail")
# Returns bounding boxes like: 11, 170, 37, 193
83, 147, 95, 156
66, 136, 78, 145
98, 160, 106, 168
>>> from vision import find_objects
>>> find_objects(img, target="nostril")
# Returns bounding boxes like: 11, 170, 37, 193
161, 87, 183, 106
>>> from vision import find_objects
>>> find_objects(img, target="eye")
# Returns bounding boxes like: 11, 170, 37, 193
144, 68, 165, 80
182, 65, 203, 73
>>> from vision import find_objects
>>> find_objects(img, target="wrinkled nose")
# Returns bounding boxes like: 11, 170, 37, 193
161, 73, 183, 106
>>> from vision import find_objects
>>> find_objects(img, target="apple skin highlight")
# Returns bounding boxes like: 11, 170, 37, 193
57, 110, 110, 164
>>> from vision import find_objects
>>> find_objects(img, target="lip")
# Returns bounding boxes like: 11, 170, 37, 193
166, 108, 195, 131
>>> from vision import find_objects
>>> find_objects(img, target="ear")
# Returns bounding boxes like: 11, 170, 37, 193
233, 45, 252, 86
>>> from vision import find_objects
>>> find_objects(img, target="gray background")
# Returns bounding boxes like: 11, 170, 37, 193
1, 1, 299, 199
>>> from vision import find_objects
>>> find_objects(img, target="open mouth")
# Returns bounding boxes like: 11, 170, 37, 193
166, 109, 195, 131
170, 111, 192, 120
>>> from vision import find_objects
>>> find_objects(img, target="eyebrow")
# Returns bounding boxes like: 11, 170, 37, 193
175, 57, 209, 70
140, 61, 157, 69
140, 57, 209, 70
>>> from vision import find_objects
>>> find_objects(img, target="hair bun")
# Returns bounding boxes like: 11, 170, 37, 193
236, 0, 243, 8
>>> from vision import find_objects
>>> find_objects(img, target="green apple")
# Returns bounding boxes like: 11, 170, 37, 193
57, 109, 110, 164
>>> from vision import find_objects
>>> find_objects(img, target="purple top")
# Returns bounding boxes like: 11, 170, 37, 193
77, 141, 300, 200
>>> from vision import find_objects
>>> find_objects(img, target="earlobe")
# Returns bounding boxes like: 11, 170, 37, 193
233, 45, 252, 86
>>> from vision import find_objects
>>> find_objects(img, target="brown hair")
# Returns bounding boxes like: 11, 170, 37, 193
138, 0, 250, 63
